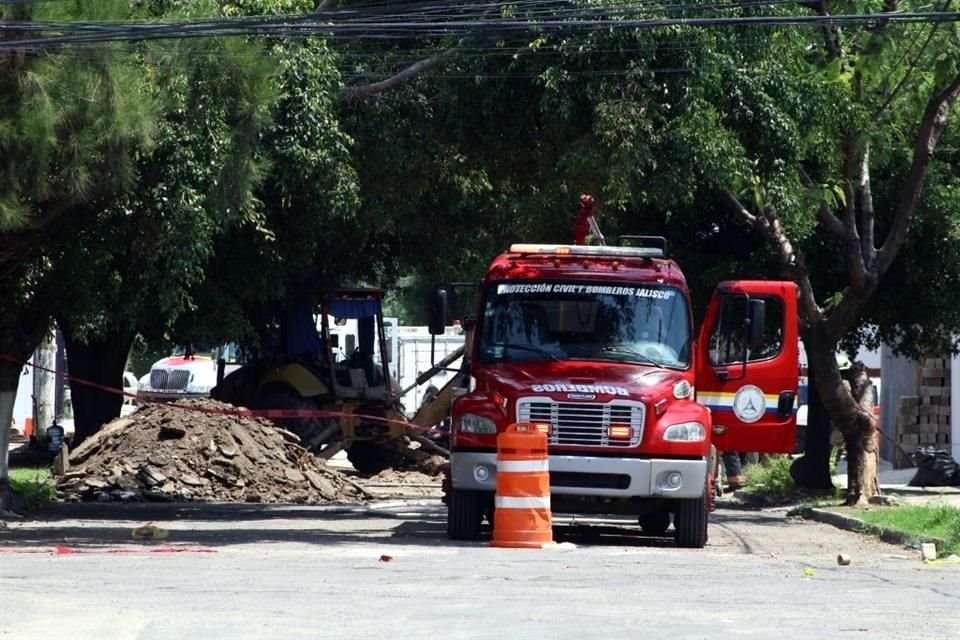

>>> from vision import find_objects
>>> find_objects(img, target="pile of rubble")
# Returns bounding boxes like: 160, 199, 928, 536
55, 399, 367, 504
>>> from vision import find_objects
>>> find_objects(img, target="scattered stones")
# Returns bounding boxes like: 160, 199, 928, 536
56, 399, 368, 505
868, 495, 902, 507
837, 553, 852, 566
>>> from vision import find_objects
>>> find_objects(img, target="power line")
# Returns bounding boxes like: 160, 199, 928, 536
1, 5, 957, 50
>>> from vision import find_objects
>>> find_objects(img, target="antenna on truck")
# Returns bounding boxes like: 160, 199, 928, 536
572, 194, 606, 246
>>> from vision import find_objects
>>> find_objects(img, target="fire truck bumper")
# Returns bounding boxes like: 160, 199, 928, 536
451, 451, 707, 500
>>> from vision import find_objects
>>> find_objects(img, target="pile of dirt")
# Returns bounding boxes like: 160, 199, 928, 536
55, 399, 368, 504
397, 442, 448, 477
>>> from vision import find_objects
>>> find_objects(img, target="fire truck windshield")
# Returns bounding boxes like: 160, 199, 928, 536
477, 281, 691, 368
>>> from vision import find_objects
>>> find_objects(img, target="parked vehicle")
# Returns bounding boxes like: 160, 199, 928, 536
211, 289, 410, 474
137, 345, 242, 403
432, 196, 799, 547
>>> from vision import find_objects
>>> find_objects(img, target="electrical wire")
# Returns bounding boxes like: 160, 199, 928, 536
0, 2, 956, 52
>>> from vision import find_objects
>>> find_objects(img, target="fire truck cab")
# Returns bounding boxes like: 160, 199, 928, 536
435, 224, 799, 548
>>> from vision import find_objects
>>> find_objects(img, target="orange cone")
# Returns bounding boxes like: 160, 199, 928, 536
23, 416, 34, 438
491, 422, 554, 548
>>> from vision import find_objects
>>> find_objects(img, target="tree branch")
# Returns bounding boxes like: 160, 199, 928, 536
858, 144, 876, 270
824, 74, 960, 341
314, 0, 334, 12
842, 136, 868, 290
875, 72, 960, 275
799, 164, 847, 237
872, 5, 945, 124
338, 45, 460, 104
338, 4, 499, 104
722, 190, 823, 329
797, 0, 841, 58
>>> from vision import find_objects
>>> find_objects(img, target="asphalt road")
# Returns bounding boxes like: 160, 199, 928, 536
1, 500, 958, 640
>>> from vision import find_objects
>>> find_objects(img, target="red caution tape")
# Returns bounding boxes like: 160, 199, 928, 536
0, 546, 216, 555
1, 354, 448, 435
54, 545, 216, 555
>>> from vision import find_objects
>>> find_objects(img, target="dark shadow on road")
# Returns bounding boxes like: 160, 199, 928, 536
0, 502, 792, 552
24, 500, 441, 522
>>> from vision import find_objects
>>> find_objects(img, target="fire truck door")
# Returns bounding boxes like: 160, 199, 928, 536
696, 281, 799, 453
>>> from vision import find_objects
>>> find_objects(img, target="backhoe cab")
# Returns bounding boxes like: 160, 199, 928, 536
212, 289, 407, 474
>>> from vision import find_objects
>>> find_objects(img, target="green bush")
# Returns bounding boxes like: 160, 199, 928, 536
743, 455, 795, 495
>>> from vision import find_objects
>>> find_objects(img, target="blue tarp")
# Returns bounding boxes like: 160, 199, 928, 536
328, 299, 379, 319
285, 307, 324, 357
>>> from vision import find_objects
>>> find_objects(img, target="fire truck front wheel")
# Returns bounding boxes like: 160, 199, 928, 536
447, 488, 485, 540
674, 477, 710, 548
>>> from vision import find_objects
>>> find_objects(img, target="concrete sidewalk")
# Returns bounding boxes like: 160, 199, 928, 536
835, 460, 960, 507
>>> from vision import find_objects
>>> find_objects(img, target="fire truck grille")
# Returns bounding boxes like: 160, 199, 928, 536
150, 369, 190, 391
516, 399, 644, 447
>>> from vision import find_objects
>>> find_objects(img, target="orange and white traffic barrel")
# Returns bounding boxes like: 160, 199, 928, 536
491, 422, 554, 548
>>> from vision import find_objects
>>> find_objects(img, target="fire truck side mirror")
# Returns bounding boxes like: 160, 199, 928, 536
428, 287, 449, 335
747, 298, 766, 349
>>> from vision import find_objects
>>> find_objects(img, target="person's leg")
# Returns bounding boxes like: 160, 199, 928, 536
722, 451, 745, 488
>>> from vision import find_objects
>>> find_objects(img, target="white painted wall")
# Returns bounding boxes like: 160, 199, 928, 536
12, 358, 33, 429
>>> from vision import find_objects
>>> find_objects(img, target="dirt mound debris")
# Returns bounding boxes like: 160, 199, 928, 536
55, 399, 368, 504
397, 449, 448, 477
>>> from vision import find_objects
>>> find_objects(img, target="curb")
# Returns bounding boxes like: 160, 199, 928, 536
800, 507, 946, 551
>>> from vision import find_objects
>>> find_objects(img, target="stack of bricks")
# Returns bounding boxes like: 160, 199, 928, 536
894, 357, 952, 469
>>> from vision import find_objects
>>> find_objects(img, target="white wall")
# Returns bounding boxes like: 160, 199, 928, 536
12, 358, 33, 428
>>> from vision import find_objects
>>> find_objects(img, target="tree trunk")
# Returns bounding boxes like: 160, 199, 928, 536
0, 291, 50, 510
60, 324, 133, 448
841, 363, 880, 504
791, 364, 836, 489
0, 358, 19, 511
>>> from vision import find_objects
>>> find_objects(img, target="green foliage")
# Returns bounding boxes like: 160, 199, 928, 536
0, 11, 158, 229
49, 2, 280, 350
8, 467, 55, 502
855, 505, 960, 556
743, 455, 797, 495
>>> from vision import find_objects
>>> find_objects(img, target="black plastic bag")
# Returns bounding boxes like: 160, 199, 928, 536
909, 447, 960, 487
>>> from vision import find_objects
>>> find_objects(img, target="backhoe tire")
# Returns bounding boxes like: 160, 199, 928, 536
447, 488, 485, 540
347, 440, 404, 476
253, 386, 338, 452
638, 511, 671, 535
674, 477, 710, 549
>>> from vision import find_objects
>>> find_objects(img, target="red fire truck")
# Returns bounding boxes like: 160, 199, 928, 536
431, 198, 798, 548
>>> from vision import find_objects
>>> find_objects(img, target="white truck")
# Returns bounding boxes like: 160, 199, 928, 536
384, 321, 465, 414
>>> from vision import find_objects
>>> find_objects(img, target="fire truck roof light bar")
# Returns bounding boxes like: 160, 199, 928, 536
508, 244, 665, 259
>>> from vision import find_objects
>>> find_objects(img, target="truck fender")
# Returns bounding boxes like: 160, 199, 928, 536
258, 363, 330, 399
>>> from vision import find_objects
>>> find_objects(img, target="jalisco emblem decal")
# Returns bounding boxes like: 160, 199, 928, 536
732, 385, 766, 423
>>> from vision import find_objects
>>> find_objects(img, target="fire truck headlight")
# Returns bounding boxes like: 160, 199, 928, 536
460, 413, 497, 434
663, 421, 706, 442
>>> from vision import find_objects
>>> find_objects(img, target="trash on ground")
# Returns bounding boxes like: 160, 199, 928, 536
909, 448, 960, 487
920, 542, 938, 562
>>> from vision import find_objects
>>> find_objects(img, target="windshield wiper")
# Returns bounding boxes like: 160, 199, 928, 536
489, 343, 561, 362
601, 345, 663, 368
